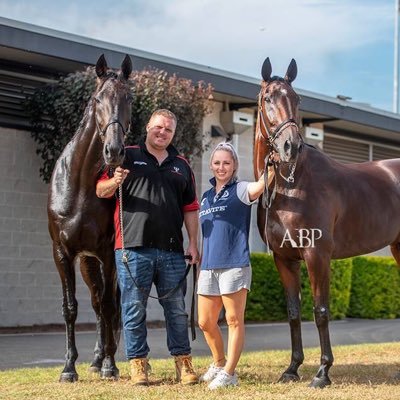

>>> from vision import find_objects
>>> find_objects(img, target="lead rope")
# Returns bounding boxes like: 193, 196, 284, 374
119, 184, 128, 264
262, 161, 270, 254
118, 184, 196, 340
262, 159, 278, 255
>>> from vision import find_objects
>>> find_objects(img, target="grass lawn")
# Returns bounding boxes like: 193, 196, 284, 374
1, 342, 400, 400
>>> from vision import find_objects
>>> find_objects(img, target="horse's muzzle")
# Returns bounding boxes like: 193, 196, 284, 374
103, 144, 125, 167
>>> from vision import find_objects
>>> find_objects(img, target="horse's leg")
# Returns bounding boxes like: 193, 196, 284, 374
390, 242, 400, 265
53, 243, 79, 382
98, 250, 120, 379
390, 242, 400, 380
274, 255, 304, 382
305, 253, 333, 388
79, 256, 106, 374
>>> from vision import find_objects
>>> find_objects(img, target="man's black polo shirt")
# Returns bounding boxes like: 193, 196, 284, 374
100, 141, 199, 253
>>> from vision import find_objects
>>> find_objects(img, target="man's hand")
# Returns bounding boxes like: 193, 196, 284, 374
185, 242, 199, 265
113, 166, 130, 185
96, 166, 130, 198
184, 210, 199, 264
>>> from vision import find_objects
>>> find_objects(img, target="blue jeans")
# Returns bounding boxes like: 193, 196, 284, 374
115, 248, 191, 359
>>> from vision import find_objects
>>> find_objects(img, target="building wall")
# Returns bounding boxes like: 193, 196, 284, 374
0, 128, 98, 326
0, 127, 195, 327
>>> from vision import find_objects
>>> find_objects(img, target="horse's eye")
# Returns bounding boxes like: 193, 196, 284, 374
265, 96, 271, 103
95, 97, 101, 104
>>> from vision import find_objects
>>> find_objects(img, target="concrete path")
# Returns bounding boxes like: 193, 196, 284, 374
0, 318, 399, 370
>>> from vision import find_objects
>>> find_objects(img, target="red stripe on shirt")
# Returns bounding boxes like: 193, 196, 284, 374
177, 155, 200, 211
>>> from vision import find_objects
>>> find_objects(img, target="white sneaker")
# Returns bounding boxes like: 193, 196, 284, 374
199, 363, 224, 382
208, 370, 238, 389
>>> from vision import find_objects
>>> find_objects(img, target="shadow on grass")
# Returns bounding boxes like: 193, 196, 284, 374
240, 362, 400, 386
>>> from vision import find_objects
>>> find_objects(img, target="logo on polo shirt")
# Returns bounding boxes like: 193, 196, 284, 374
199, 205, 227, 218
134, 161, 147, 166
221, 190, 229, 199
214, 189, 229, 203
171, 166, 182, 175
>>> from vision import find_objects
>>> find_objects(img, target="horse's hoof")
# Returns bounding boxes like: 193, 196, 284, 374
309, 376, 331, 388
59, 372, 79, 383
100, 367, 119, 380
88, 365, 101, 375
278, 372, 300, 383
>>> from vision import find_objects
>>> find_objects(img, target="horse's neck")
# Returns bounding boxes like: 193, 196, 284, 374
274, 146, 309, 189
63, 106, 103, 186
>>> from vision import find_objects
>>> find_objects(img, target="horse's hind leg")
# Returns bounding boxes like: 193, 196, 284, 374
98, 249, 120, 379
274, 256, 304, 382
390, 242, 400, 380
53, 243, 79, 382
79, 256, 106, 374
390, 242, 400, 266
305, 253, 333, 388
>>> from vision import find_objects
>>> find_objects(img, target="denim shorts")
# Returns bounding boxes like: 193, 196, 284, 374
197, 266, 252, 296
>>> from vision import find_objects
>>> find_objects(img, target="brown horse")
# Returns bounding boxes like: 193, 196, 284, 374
254, 57, 400, 388
48, 54, 132, 382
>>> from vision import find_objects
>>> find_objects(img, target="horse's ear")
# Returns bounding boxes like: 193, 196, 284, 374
120, 55, 132, 80
261, 57, 272, 81
285, 58, 297, 84
96, 54, 108, 78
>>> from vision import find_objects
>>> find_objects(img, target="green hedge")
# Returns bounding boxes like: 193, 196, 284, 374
246, 253, 399, 321
348, 256, 400, 319
300, 258, 353, 320
245, 253, 286, 321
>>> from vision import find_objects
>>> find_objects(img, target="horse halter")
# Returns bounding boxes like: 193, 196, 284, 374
96, 119, 130, 143
257, 88, 303, 184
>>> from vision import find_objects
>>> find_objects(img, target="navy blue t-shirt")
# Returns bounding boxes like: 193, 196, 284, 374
200, 178, 255, 270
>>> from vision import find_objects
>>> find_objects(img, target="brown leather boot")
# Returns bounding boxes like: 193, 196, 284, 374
130, 358, 149, 386
174, 354, 199, 385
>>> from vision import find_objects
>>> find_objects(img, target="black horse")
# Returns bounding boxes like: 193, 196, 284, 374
254, 57, 400, 388
48, 54, 132, 382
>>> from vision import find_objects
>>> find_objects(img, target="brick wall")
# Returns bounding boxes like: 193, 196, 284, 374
0, 128, 194, 327
0, 128, 98, 326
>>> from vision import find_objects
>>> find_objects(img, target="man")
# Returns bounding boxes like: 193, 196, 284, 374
96, 109, 199, 385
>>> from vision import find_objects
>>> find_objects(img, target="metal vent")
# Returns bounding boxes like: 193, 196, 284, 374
323, 135, 369, 164
373, 145, 400, 160
0, 69, 55, 129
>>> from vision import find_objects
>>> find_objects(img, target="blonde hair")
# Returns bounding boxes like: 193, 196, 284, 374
209, 141, 239, 180
149, 109, 177, 125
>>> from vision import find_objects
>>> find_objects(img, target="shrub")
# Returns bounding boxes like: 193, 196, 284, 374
329, 258, 353, 319
25, 67, 213, 182
245, 253, 286, 321
348, 256, 400, 319
246, 254, 352, 322
300, 259, 352, 320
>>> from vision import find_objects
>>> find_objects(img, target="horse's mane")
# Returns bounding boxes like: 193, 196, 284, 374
71, 98, 95, 141
304, 142, 316, 150
260, 76, 291, 95
270, 76, 285, 82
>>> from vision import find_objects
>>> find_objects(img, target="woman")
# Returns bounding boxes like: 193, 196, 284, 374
197, 141, 269, 389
